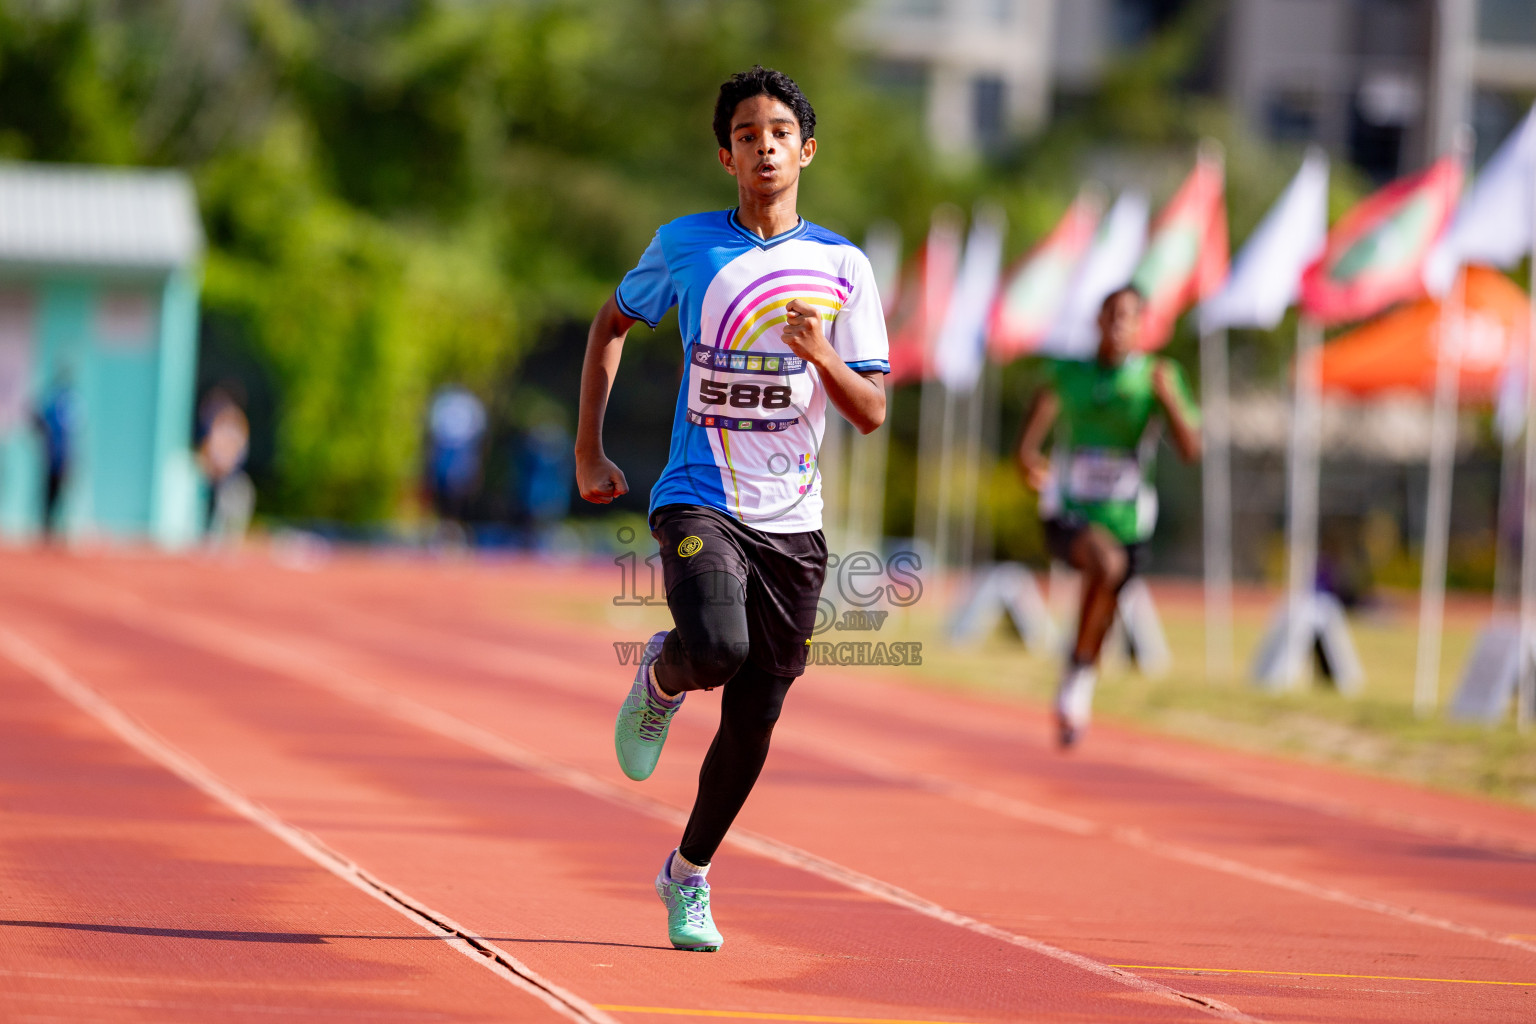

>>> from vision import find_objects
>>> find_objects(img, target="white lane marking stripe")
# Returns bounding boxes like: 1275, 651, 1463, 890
0, 627, 618, 1024
175, 587, 1536, 962
150, 579, 1536, 861
776, 735, 1536, 959
73, 595, 1258, 1023
60, 574, 1536, 964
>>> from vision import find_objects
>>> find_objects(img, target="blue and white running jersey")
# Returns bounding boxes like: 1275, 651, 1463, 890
617, 210, 890, 534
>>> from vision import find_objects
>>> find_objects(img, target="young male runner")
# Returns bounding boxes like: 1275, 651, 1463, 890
574, 67, 889, 952
1015, 286, 1201, 748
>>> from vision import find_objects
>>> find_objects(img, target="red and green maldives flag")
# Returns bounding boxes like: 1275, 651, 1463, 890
1300, 156, 1463, 325
886, 212, 962, 385
987, 191, 1102, 363
1131, 151, 1229, 350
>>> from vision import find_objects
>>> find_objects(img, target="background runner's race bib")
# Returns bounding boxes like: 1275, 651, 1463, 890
1064, 448, 1142, 502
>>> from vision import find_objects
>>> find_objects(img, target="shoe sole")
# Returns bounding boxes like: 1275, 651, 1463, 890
671, 942, 721, 952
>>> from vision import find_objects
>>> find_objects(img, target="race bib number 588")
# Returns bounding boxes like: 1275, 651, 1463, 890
686, 344, 806, 431
697, 379, 793, 409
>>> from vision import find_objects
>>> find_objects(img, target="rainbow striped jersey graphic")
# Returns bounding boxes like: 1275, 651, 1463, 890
617, 210, 889, 532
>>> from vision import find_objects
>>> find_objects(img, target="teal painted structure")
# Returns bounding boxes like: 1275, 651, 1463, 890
0, 165, 203, 548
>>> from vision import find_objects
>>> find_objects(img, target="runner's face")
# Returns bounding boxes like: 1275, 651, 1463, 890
718, 95, 815, 199
1097, 292, 1142, 365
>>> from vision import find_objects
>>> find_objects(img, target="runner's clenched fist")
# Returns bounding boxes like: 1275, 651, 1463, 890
781, 298, 835, 364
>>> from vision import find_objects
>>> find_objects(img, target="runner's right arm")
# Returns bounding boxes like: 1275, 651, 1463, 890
1153, 358, 1202, 463
575, 294, 637, 504
1015, 386, 1060, 493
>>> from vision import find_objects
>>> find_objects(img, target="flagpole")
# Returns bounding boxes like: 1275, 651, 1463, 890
954, 373, 985, 579
1519, 152, 1536, 729
933, 381, 957, 571
852, 221, 902, 561
1196, 138, 1234, 681
1200, 324, 1235, 679
1285, 316, 1324, 686
1413, 128, 1473, 717
912, 208, 961, 571
1413, 267, 1467, 717
973, 360, 1002, 573
1493, 424, 1520, 610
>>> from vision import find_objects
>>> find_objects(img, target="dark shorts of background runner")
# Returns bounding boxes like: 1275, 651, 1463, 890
650, 503, 827, 678
1043, 514, 1145, 586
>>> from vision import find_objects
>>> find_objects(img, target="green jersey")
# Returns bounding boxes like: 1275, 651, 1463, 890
1041, 353, 1198, 544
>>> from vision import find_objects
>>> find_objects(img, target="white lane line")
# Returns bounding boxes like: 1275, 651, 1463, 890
174, 586, 1536, 962
774, 735, 1536, 959
0, 627, 618, 1024
156, 577, 1536, 863
57, 576, 1536, 963
68, 593, 1258, 1023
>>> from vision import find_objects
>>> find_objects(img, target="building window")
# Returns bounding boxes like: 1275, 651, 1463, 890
1478, 0, 1536, 47
870, 59, 928, 108
972, 75, 1007, 149
1265, 89, 1320, 143
1473, 89, 1526, 166
879, 0, 943, 17
1349, 97, 1406, 183
1111, 0, 1188, 48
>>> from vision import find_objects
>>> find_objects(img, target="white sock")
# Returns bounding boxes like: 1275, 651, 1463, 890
648, 663, 681, 705
1055, 662, 1097, 726
669, 849, 709, 883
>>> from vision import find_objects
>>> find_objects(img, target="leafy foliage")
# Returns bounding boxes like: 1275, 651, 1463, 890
0, 0, 1361, 530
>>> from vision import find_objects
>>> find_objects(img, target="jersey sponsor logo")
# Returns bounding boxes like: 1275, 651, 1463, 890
690, 344, 805, 375
796, 452, 816, 495
677, 535, 704, 558
685, 409, 798, 431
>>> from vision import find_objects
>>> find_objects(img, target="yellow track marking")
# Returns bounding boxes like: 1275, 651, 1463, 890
1113, 964, 1536, 987
595, 1007, 977, 1024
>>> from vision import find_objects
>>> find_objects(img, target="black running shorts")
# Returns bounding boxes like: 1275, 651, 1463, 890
1043, 513, 1145, 584
650, 503, 827, 677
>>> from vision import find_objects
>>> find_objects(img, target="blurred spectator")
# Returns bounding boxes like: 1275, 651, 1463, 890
516, 420, 573, 544
427, 385, 487, 524
32, 371, 75, 540
197, 385, 254, 547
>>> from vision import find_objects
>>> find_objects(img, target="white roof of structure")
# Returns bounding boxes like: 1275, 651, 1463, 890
0, 162, 203, 270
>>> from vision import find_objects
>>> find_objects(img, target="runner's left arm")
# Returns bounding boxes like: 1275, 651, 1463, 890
1153, 358, 1202, 462
782, 298, 886, 434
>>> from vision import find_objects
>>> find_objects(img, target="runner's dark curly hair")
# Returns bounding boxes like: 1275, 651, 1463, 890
712, 66, 816, 150
1101, 284, 1146, 312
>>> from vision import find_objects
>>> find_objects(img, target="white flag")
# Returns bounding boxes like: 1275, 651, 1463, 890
933, 205, 1006, 392
1425, 103, 1536, 297
1041, 191, 1148, 359
1496, 344, 1528, 445
1200, 148, 1329, 333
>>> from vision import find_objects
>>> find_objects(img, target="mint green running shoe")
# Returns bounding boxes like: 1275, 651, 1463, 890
614, 630, 680, 781
655, 852, 722, 952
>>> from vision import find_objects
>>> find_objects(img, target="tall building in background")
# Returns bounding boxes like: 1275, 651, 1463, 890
855, 0, 1536, 176
1179, 0, 1534, 178
1472, 0, 1536, 163
850, 0, 1060, 157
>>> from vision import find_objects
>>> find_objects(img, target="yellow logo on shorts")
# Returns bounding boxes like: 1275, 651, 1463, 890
678, 535, 704, 558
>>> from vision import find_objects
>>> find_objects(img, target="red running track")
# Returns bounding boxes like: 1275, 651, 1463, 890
0, 548, 1532, 1023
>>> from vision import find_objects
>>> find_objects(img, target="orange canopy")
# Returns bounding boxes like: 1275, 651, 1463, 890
1318, 266, 1530, 403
